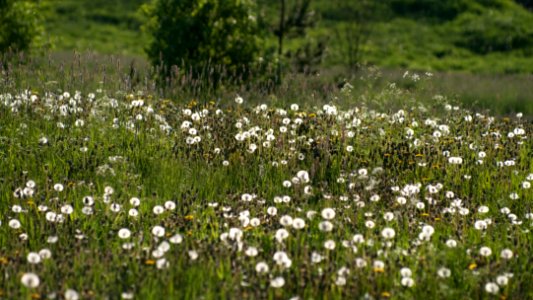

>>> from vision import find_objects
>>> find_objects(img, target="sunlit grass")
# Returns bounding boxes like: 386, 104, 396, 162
0, 70, 532, 299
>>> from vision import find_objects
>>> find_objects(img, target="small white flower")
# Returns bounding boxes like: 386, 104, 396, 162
401, 277, 415, 287
9, 219, 21, 229
27, 252, 41, 264
245, 247, 258, 257
118, 228, 131, 239
270, 277, 285, 288
500, 249, 513, 259
484, 282, 499, 294
400, 267, 412, 278
53, 183, 64, 192
381, 227, 396, 239
321, 208, 335, 220
496, 275, 509, 286
65, 289, 79, 300
169, 234, 183, 244
437, 267, 451, 278
479, 246, 492, 257
21, 273, 40, 288
255, 262, 269, 274
152, 226, 165, 237
324, 240, 336, 250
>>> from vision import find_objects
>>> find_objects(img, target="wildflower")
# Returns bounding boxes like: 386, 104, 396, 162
437, 267, 451, 278
250, 218, 260, 227
318, 221, 333, 232
245, 247, 258, 257
321, 208, 335, 220
280, 215, 293, 226
479, 246, 492, 257
296, 170, 310, 183
292, 218, 306, 229
130, 197, 141, 207
478, 206, 489, 214
27, 252, 41, 264
484, 282, 499, 294
9, 219, 21, 229
267, 207, 277, 216
38, 249, 52, 260
365, 220, 375, 229
152, 226, 165, 237
400, 268, 412, 277
61, 204, 74, 214
270, 277, 285, 288
401, 277, 415, 287
255, 262, 269, 274
118, 228, 131, 239
474, 220, 487, 230
445, 235, 456, 244
448, 157, 463, 164
21, 273, 40, 288
496, 275, 509, 286
64, 289, 79, 300
275, 228, 289, 242
381, 228, 396, 239
82, 196, 94, 206
110, 203, 121, 213
188, 250, 199, 260
153, 205, 164, 215
324, 240, 336, 250
169, 234, 183, 244
53, 183, 64, 192
500, 249, 513, 259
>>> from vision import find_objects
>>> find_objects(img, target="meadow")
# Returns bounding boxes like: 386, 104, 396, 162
0, 60, 532, 299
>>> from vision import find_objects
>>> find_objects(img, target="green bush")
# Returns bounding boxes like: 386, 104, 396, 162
0, 0, 43, 53
453, 9, 533, 54
140, 0, 263, 79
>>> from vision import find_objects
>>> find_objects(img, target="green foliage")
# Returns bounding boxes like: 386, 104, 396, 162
387, 0, 472, 20
453, 9, 533, 54
141, 0, 263, 78
0, 0, 44, 53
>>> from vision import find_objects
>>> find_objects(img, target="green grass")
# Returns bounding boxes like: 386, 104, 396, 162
0, 61, 532, 299
37, 0, 533, 74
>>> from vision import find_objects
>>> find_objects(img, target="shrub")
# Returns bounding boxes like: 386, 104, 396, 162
453, 9, 533, 54
140, 0, 263, 80
0, 0, 44, 53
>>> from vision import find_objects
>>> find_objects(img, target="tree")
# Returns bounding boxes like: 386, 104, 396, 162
271, 0, 324, 76
0, 0, 44, 54
140, 0, 263, 80
334, 0, 374, 71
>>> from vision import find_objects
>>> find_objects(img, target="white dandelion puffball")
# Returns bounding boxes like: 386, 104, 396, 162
152, 225, 165, 237
321, 208, 335, 220
21, 273, 40, 288
118, 228, 131, 239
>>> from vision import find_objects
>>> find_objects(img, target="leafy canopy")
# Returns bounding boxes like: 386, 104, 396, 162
141, 0, 263, 78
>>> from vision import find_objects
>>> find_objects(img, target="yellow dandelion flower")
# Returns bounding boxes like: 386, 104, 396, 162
145, 259, 156, 265
373, 267, 385, 273
468, 263, 477, 270
381, 292, 391, 298
185, 215, 194, 221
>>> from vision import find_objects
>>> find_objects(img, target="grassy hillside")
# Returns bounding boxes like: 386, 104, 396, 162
44, 0, 146, 57
42, 0, 533, 73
